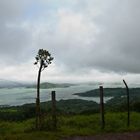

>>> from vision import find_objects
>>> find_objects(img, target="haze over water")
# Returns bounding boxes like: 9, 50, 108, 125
0, 82, 139, 106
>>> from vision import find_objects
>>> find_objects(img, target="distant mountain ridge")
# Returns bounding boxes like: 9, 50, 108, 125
0, 79, 74, 89
26, 82, 75, 89
0, 79, 28, 88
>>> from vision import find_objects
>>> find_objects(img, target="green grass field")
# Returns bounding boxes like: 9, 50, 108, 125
0, 112, 140, 140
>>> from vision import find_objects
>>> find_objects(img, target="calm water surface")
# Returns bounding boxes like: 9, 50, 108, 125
0, 84, 115, 106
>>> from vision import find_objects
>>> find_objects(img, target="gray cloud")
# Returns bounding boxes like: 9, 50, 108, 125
0, 0, 33, 64
33, 0, 140, 74
0, 0, 140, 75
92, 0, 140, 73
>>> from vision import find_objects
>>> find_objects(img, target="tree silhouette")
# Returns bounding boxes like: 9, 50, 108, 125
34, 49, 53, 129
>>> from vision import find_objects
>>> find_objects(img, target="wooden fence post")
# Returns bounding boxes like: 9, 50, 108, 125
100, 86, 105, 129
51, 91, 57, 130
123, 80, 130, 127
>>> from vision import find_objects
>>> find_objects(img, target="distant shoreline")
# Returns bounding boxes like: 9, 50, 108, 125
73, 87, 140, 97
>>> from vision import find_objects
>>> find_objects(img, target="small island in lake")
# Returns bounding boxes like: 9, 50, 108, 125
26, 82, 75, 89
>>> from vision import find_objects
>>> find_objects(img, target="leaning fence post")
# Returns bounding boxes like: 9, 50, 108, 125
100, 86, 105, 129
51, 91, 57, 130
123, 79, 130, 127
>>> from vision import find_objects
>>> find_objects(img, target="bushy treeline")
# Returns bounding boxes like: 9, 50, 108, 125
0, 99, 99, 121
0, 98, 140, 121
106, 96, 140, 112
0, 105, 36, 121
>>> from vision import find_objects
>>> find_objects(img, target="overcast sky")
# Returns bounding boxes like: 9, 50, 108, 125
0, 0, 140, 84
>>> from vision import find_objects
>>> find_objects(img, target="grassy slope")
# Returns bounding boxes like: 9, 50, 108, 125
0, 112, 140, 140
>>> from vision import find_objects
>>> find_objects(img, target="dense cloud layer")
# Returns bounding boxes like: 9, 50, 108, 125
0, 0, 140, 82
34, 0, 140, 73
0, 0, 33, 64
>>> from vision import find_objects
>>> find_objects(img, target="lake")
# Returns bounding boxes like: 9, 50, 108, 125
0, 84, 120, 106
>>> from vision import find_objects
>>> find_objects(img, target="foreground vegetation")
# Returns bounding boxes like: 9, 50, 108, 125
0, 86, 140, 139
0, 112, 139, 140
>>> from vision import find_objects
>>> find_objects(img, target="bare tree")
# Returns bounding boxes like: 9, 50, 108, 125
34, 49, 53, 129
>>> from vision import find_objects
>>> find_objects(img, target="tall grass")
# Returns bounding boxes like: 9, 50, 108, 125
0, 112, 139, 140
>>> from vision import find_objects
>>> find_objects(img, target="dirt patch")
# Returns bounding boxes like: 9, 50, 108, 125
64, 132, 140, 140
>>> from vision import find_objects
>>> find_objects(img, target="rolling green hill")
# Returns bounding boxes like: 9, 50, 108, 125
74, 88, 140, 97
0, 97, 140, 140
